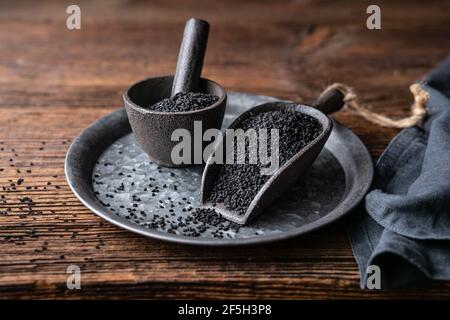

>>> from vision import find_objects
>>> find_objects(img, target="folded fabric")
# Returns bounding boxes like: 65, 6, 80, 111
347, 56, 450, 289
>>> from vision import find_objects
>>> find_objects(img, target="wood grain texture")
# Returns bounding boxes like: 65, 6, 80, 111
1, 0, 450, 299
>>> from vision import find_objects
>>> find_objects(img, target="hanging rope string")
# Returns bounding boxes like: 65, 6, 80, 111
320, 83, 429, 128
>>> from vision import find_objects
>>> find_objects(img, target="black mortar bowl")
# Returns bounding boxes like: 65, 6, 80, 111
123, 75, 227, 167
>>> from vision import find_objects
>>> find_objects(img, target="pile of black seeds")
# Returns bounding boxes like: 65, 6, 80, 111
92, 151, 242, 239
161, 208, 241, 238
147, 92, 219, 112
207, 110, 323, 215
95, 180, 241, 238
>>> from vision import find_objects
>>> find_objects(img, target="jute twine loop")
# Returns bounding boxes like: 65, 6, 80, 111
322, 83, 429, 128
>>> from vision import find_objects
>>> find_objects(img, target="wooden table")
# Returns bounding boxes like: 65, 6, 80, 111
1, 0, 449, 299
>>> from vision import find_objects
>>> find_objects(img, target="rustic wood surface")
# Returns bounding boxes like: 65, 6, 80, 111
1, 0, 450, 299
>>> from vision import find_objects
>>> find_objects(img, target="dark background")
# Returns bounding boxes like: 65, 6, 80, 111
0, 0, 449, 298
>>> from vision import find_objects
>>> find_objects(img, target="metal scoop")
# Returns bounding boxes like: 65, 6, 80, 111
199, 89, 345, 225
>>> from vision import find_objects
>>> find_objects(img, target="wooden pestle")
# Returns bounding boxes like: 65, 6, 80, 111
171, 18, 210, 96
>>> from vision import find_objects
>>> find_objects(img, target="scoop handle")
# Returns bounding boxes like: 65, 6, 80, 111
171, 18, 209, 96
312, 88, 345, 115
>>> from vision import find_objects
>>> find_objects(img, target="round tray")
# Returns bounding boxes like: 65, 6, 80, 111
65, 92, 373, 246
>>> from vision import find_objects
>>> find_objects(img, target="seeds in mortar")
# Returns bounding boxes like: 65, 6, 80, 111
208, 110, 323, 215
147, 92, 219, 112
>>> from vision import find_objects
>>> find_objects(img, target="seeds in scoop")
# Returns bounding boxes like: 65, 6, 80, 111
147, 92, 219, 112
207, 110, 323, 215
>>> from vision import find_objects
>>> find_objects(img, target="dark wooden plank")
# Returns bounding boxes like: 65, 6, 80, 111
1, 0, 450, 299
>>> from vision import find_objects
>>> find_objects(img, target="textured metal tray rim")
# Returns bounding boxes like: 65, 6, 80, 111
65, 92, 374, 246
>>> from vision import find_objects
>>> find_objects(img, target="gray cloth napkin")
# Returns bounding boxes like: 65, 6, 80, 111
347, 56, 450, 289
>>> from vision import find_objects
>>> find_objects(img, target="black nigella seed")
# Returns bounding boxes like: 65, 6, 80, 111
207, 109, 322, 215
92, 151, 251, 240
146, 92, 219, 113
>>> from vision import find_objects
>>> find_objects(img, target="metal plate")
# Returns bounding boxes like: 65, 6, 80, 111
65, 92, 373, 246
